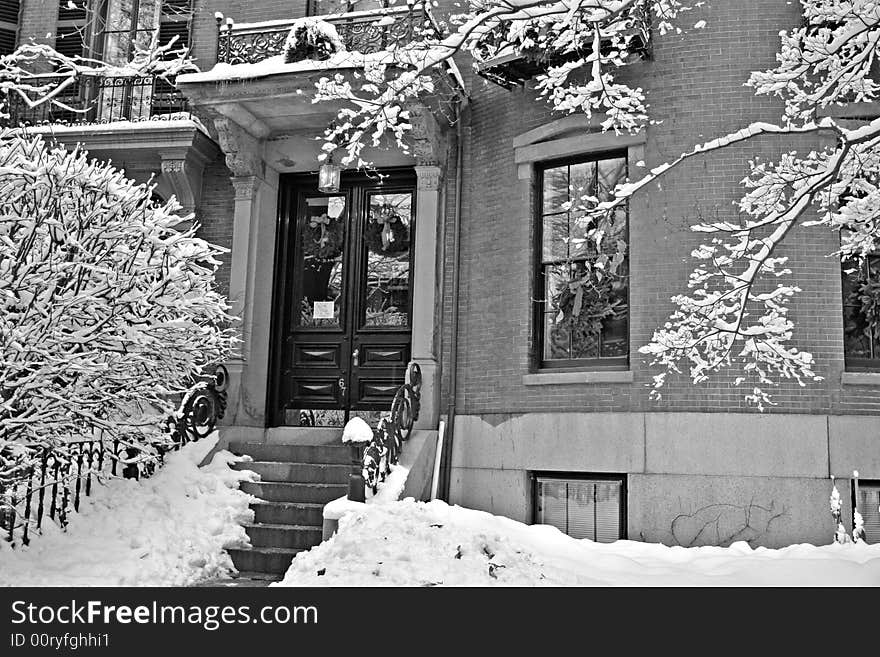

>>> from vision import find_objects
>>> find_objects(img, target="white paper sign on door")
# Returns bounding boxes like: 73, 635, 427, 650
313, 301, 335, 319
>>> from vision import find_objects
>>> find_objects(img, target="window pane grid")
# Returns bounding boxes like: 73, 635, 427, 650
537, 153, 629, 366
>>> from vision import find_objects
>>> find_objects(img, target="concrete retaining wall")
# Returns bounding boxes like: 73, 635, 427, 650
448, 412, 874, 547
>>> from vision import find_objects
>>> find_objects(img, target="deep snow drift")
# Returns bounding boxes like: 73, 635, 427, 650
0, 434, 256, 586
277, 499, 880, 586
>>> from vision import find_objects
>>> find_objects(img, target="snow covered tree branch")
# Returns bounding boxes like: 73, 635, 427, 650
311, 0, 692, 166
0, 134, 235, 479
310, 0, 880, 408
623, 1, 880, 408
0, 33, 195, 121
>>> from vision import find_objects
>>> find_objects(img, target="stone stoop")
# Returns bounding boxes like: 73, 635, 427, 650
215, 433, 355, 586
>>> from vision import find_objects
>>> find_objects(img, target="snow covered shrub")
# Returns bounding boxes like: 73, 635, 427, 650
0, 131, 235, 471
283, 17, 346, 63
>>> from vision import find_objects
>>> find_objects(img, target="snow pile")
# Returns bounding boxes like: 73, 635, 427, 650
277, 499, 880, 587
0, 434, 257, 586
282, 17, 346, 62
341, 416, 373, 444
323, 463, 408, 521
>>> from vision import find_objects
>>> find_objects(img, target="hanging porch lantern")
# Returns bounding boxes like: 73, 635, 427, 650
318, 154, 342, 193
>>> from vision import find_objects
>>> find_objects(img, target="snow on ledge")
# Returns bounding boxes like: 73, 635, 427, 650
15, 115, 211, 138
178, 51, 399, 85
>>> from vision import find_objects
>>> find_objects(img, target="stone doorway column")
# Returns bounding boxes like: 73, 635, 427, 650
214, 118, 279, 428
411, 164, 443, 429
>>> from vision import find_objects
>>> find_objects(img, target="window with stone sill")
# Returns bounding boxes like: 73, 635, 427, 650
842, 253, 880, 372
56, 0, 193, 65
534, 151, 629, 370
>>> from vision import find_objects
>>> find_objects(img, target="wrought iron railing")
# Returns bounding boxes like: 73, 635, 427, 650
347, 361, 421, 501
2, 72, 191, 128
215, 4, 434, 65
0, 365, 228, 548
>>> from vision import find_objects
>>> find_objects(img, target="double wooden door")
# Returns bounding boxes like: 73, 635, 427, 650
271, 170, 416, 425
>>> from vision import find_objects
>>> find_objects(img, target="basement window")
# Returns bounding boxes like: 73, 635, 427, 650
859, 481, 880, 544
533, 473, 626, 542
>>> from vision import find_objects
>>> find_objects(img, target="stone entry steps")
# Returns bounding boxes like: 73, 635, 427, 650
226, 437, 353, 578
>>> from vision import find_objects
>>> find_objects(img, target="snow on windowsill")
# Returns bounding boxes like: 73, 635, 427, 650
841, 371, 880, 386
523, 370, 633, 386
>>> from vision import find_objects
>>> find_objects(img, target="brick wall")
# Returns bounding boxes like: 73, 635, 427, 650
196, 150, 235, 298
18, 0, 57, 46
440, 0, 880, 417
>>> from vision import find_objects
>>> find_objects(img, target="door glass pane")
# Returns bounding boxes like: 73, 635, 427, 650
363, 192, 412, 327
296, 195, 347, 328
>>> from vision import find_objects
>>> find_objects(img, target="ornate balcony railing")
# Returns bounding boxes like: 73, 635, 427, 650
475, 1, 653, 89
2, 72, 191, 128
215, 4, 433, 65
0, 366, 228, 548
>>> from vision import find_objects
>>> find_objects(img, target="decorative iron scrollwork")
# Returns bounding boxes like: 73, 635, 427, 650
1, 365, 230, 547
358, 361, 421, 497
215, 5, 432, 66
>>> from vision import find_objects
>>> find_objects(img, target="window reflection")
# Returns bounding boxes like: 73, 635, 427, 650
363, 192, 412, 327
297, 196, 347, 328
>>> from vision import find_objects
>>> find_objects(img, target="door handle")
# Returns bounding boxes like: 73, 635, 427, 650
352, 348, 359, 367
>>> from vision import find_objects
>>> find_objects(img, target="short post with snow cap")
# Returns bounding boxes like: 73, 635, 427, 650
851, 470, 864, 542
341, 362, 421, 503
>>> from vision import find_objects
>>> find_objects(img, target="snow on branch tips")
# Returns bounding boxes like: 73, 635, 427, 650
578, 0, 880, 408
0, 132, 236, 465
0, 40, 196, 121
312, 1, 692, 166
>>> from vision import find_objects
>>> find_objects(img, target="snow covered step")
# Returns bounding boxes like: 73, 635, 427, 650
228, 547, 303, 575
264, 427, 343, 445
232, 460, 352, 484
250, 501, 324, 526
229, 442, 354, 465
241, 481, 348, 504
244, 523, 323, 549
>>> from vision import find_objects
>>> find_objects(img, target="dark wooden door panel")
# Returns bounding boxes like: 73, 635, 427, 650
272, 170, 416, 425
292, 342, 342, 368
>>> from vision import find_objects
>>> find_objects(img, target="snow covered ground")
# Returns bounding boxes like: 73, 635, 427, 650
277, 498, 880, 587
0, 434, 256, 587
